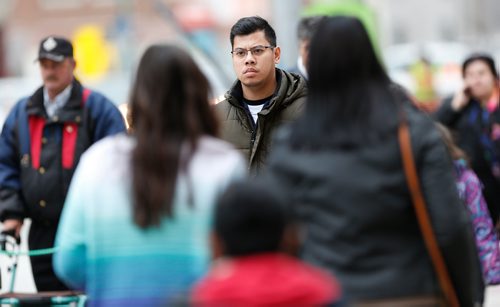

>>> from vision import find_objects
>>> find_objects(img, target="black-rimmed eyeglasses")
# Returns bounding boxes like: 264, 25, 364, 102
231, 45, 274, 59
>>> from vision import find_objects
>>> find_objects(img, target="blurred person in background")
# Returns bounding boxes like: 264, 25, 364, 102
410, 55, 438, 112
435, 53, 500, 229
0, 36, 125, 291
264, 16, 483, 305
53, 44, 245, 305
436, 123, 500, 285
216, 16, 307, 175
191, 180, 344, 306
288, 15, 326, 80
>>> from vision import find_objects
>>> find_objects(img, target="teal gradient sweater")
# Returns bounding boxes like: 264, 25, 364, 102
54, 134, 245, 306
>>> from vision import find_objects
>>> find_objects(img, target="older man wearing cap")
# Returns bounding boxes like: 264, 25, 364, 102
0, 36, 126, 291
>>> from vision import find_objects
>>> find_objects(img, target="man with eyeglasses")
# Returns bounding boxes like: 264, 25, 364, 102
216, 16, 307, 174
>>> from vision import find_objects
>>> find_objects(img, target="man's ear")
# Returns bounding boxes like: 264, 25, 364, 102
210, 231, 225, 260
274, 46, 281, 65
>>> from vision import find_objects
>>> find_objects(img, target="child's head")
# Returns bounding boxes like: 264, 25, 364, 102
212, 180, 289, 258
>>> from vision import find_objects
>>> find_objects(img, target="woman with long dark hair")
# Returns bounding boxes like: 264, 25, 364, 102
53, 45, 245, 305
265, 16, 483, 305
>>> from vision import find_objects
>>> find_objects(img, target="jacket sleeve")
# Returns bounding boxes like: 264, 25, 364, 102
434, 97, 462, 127
0, 103, 26, 222
413, 116, 484, 305
87, 92, 127, 142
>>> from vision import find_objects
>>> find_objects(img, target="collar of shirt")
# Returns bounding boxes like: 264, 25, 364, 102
43, 84, 73, 118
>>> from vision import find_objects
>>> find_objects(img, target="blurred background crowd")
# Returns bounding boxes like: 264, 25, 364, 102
1, 0, 500, 305
0, 0, 499, 123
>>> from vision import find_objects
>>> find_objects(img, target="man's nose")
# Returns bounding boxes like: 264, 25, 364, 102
42, 64, 56, 71
244, 51, 256, 64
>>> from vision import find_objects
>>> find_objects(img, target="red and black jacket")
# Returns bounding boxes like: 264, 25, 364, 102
0, 79, 126, 225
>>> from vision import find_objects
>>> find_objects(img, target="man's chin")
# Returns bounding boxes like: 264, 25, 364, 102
44, 81, 57, 87
241, 79, 261, 88
44, 83, 61, 91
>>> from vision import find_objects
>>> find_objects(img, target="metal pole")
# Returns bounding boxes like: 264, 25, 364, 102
272, 0, 302, 70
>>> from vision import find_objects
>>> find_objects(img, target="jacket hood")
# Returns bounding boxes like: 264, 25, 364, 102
225, 68, 307, 113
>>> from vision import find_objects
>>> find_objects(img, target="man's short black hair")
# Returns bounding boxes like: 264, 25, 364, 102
214, 180, 287, 256
230, 16, 277, 48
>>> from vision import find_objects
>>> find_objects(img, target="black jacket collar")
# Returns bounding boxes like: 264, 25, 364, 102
26, 78, 83, 118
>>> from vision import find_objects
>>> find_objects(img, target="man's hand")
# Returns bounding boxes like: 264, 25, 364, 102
2, 219, 23, 239
451, 86, 471, 111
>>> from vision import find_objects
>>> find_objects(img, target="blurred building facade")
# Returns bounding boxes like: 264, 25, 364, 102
0, 0, 276, 79
0, 0, 173, 77
0, 0, 499, 79
364, 0, 500, 100
366, 0, 500, 52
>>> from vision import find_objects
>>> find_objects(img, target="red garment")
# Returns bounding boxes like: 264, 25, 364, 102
192, 253, 342, 306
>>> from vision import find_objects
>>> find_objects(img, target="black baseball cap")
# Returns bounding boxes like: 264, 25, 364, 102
37, 36, 73, 62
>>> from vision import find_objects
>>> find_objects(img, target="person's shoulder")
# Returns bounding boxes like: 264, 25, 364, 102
83, 87, 117, 107
80, 133, 131, 164
214, 97, 231, 111
280, 69, 307, 91
214, 94, 241, 122
388, 83, 442, 146
190, 136, 246, 179
404, 104, 442, 147
82, 88, 123, 124
72, 133, 131, 185
461, 166, 481, 187
278, 69, 307, 106
215, 85, 240, 109
9, 94, 33, 111
197, 136, 242, 158
3, 96, 32, 124
197, 136, 245, 166
273, 254, 343, 304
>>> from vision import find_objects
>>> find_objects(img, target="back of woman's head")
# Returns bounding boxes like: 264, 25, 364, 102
293, 16, 395, 149
129, 44, 217, 139
308, 16, 388, 92
129, 45, 218, 228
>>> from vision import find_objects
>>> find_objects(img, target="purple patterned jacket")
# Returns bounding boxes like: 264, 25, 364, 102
454, 159, 500, 284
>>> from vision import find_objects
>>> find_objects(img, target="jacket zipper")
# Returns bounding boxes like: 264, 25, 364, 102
243, 105, 257, 151
250, 126, 257, 150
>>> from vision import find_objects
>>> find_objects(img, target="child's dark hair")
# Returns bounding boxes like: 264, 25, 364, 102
435, 123, 468, 162
214, 180, 287, 256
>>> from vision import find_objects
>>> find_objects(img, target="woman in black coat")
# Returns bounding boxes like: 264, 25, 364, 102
264, 16, 483, 306
435, 53, 500, 227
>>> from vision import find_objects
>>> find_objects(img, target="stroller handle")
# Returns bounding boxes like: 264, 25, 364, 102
0, 229, 21, 246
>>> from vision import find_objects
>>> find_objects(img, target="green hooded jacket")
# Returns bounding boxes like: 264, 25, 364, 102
215, 69, 307, 174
